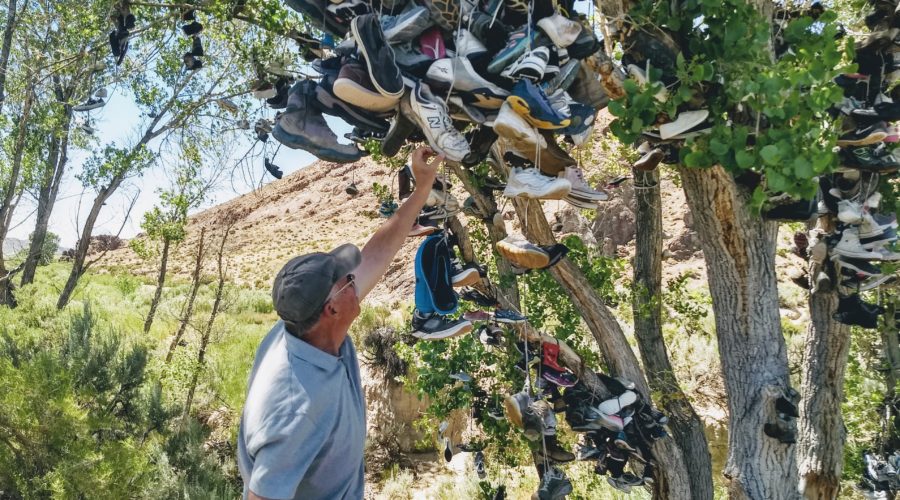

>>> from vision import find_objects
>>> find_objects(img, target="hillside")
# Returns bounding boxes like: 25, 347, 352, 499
2, 237, 26, 256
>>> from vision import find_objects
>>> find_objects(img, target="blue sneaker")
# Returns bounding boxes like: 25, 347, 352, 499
494, 308, 527, 324
487, 27, 538, 74
272, 81, 364, 163
558, 102, 596, 136
507, 79, 571, 129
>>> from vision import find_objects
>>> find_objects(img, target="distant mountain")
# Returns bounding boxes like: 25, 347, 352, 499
2, 237, 27, 256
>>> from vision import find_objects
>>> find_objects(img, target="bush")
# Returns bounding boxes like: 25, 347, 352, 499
24, 231, 60, 266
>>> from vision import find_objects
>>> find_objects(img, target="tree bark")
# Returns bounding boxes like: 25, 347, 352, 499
679, 165, 798, 500
143, 238, 171, 334
797, 286, 850, 500
56, 179, 123, 309
22, 82, 73, 286
0, 84, 35, 306
510, 193, 692, 500
632, 169, 714, 500
0, 0, 23, 115
184, 225, 230, 419
166, 228, 206, 363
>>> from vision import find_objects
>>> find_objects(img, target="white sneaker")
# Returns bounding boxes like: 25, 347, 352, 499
408, 81, 470, 162
547, 89, 574, 119
426, 57, 509, 101
426, 189, 460, 210
833, 227, 884, 260
564, 193, 599, 210
659, 109, 709, 140
493, 101, 546, 150
453, 28, 488, 58
837, 200, 864, 224
514, 46, 550, 80
537, 13, 582, 48
504, 167, 572, 200
560, 167, 607, 201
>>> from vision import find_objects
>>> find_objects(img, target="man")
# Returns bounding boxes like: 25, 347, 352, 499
237, 146, 443, 499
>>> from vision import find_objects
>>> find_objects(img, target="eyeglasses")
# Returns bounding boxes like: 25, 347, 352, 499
324, 273, 355, 305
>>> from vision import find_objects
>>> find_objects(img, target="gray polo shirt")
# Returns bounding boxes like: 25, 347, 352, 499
237, 321, 366, 499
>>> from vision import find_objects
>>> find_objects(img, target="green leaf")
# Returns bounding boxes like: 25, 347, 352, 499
760, 145, 781, 166
608, 99, 625, 117
709, 138, 729, 156
792, 157, 813, 179
735, 150, 755, 169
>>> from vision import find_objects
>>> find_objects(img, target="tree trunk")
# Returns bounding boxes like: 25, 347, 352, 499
510, 193, 692, 500
57, 179, 122, 309
797, 285, 850, 500
143, 238, 171, 334
0, 0, 23, 115
679, 165, 798, 500
22, 83, 73, 286
0, 84, 35, 306
166, 228, 206, 363
184, 225, 230, 419
632, 169, 714, 500
882, 295, 900, 453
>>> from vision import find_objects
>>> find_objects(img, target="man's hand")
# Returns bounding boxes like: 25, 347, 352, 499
410, 146, 443, 191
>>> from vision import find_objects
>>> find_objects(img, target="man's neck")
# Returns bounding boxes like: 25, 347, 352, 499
300, 326, 347, 357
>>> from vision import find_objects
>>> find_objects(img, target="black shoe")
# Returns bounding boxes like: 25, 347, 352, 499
191, 36, 204, 57
382, 94, 416, 157
267, 79, 291, 109
539, 244, 569, 269
764, 419, 796, 444
538, 434, 576, 463
182, 52, 203, 71
411, 310, 473, 340
840, 145, 900, 172
467, 10, 509, 52
182, 21, 203, 36
832, 293, 884, 328
775, 388, 800, 418
124, 13, 136, 30
460, 289, 500, 308
312, 72, 391, 133
264, 158, 283, 179
398, 165, 413, 200
462, 126, 498, 167
350, 14, 403, 97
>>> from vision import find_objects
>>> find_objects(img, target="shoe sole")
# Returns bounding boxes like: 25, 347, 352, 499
314, 86, 390, 133
844, 274, 896, 291
503, 184, 571, 200
413, 321, 473, 340
835, 258, 881, 276
506, 96, 570, 130
837, 131, 888, 147
409, 226, 438, 237
833, 246, 884, 260
503, 395, 525, 428
351, 17, 404, 98
660, 110, 709, 140
333, 77, 400, 112
496, 241, 551, 269
272, 124, 362, 163
452, 268, 481, 287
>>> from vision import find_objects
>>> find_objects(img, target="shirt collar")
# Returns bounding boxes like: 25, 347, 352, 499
279, 321, 346, 371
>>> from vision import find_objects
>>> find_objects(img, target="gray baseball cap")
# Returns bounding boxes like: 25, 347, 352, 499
272, 243, 362, 325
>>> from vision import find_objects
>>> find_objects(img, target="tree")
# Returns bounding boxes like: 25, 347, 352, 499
25, 229, 59, 266
605, 0, 847, 497
137, 157, 210, 334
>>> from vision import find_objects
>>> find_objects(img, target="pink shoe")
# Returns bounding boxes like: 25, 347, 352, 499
419, 27, 445, 59
463, 310, 493, 322
409, 223, 437, 237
